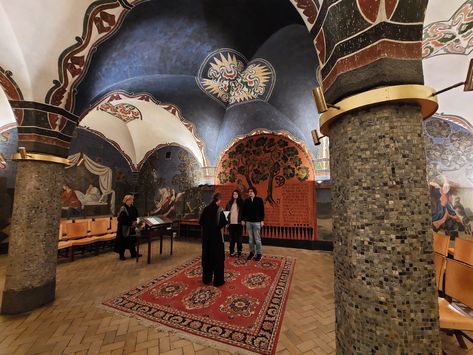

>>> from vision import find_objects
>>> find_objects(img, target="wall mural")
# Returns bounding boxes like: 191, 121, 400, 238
64, 153, 117, 217
196, 48, 276, 108
215, 132, 316, 240
137, 146, 201, 218
422, 0, 473, 58
67, 128, 133, 216
424, 115, 473, 238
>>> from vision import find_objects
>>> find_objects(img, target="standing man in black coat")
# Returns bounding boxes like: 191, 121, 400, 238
242, 186, 265, 261
199, 192, 228, 286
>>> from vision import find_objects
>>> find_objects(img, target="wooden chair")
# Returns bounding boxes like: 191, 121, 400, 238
438, 258, 473, 349
433, 252, 446, 292
89, 217, 110, 236
63, 220, 90, 240
433, 231, 450, 257
89, 217, 115, 251
451, 238, 473, 266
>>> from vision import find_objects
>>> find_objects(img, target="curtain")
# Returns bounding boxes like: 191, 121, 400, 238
67, 153, 116, 214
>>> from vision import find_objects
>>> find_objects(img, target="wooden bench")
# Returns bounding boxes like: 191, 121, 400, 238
57, 216, 116, 261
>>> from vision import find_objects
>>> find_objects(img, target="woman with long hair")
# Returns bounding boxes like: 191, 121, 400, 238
225, 189, 244, 257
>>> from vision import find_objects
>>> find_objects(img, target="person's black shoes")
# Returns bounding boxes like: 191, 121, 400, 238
213, 281, 225, 287
254, 254, 262, 261
247, 252, 254, 260
230, 252, 236, 257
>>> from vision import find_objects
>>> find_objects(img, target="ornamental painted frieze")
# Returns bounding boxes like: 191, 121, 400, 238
97, 102, 142, 123
290, 0, 319, 30
311, 0, 424, 95
46, 0, 147, 111
196, 49, 276, 108
423, 0, 473, 58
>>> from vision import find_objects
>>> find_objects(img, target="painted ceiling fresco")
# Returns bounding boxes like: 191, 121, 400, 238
196, 49, 276, 108
0, 0, 471, 180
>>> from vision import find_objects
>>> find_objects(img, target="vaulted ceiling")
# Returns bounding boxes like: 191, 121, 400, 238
0, 0, 472, 170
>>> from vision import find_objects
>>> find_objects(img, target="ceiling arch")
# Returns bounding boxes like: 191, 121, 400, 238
80, 91, 208, 169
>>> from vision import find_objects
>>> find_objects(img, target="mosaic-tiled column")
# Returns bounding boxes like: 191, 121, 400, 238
330, 104, 440, 353
309, 1, 440, 352
1, 161, 64, 314
1, 103, 77, 314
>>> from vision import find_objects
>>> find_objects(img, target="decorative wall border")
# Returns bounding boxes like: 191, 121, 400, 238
45, 0, 148, 111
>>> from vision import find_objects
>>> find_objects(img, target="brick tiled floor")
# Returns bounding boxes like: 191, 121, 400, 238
0, 239, 471, 354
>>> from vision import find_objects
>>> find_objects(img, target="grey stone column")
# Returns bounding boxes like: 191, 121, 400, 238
330, 104, 440, 353
1, 160, 64, 314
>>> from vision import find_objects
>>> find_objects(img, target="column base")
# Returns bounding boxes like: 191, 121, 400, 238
1, 280, 55, 314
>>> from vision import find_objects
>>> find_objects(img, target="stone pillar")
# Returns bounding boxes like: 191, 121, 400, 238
330, 104, 440, 353
1, 160, 64, 314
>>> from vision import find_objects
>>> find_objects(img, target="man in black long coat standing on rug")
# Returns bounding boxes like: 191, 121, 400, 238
199, 192, 228, 287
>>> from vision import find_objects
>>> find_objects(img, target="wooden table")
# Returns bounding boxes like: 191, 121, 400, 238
136, 216, 174, 264
178, 218, 201, 238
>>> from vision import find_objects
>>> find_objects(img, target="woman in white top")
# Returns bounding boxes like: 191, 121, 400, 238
225, 190, 244, 257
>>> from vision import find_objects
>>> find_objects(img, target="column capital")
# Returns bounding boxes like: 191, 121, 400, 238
320, 85, 438, 136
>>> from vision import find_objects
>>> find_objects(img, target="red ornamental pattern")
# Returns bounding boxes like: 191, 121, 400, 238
150, 282, 188, 298
103, 255, 295, 355
293, 0, 318, 24
356, 0, 399, 23
242, 272, 272, 289
47, 2, 130, 109
183, 286, 222, 310
48, 113, 67, 132
422, 2, 473, 58
219, 294, 260, 318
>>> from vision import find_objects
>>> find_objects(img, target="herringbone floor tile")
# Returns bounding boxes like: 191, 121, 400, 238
0, 239, 471, 354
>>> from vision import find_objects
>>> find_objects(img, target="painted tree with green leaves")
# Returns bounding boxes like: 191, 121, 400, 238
218, 135, 310, 206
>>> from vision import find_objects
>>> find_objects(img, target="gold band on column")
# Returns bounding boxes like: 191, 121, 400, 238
319, 85, 439, 136
12, 153, 70, 165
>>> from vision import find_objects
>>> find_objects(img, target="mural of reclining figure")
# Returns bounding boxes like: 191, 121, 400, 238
84, 184, 101, 203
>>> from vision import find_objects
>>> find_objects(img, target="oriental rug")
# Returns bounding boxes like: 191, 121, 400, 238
102, 254, 295, 354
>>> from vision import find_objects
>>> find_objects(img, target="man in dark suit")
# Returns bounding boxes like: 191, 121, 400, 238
242, 186, 265, 261
199, 192, 228, 286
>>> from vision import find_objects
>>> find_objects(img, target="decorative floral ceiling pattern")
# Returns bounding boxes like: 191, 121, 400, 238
196, 48, 276, 108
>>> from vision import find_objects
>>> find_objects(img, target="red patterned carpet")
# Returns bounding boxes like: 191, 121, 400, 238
103, 254, 295, 354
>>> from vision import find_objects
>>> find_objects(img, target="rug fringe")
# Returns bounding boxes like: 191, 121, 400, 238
97, 303, 260, 355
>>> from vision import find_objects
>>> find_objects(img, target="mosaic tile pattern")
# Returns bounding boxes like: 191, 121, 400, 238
329, 105, 441, 353
2, 161, 64, 313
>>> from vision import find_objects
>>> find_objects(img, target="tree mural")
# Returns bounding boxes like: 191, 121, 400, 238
171, 150, 200, 191
217, 135, 310, 205
137, 154, 165, 214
